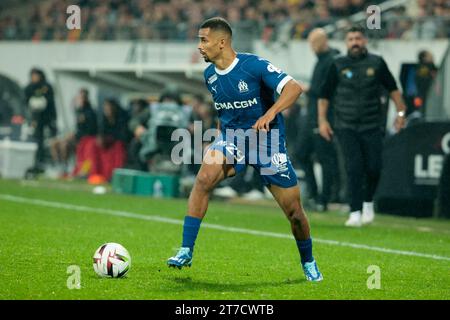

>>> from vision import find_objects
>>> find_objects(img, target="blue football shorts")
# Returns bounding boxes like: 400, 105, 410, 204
207, 129, 298, 188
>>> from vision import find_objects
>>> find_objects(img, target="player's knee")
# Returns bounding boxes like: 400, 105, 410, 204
286, 205, 305, 224
195, 171, 217, 192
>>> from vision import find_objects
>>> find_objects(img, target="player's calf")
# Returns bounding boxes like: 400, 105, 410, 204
284, 203, 311, 241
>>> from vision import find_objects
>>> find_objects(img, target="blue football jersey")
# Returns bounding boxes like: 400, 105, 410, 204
203, 53, 293, 135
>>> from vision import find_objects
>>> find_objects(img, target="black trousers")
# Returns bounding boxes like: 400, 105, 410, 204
295, 128, 340, 206
32, 115, 57, 167
336, 128, 383, 212
313, 132, 340, 205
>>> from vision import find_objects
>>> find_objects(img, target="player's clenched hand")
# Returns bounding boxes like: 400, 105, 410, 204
319, 120, 334, 141
252, 111, 276, 132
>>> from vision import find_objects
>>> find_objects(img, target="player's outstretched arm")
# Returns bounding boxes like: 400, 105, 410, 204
252, 79, 303, 131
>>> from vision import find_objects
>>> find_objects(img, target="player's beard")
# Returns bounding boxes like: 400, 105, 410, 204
202, 53, 211, 63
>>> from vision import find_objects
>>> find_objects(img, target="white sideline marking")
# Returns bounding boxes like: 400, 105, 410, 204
1, 194, 449, 262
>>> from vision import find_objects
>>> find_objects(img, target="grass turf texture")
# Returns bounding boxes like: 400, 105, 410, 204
0, 178, 449, 300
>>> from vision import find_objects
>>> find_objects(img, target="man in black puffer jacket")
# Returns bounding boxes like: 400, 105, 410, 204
318, 26, 407, 227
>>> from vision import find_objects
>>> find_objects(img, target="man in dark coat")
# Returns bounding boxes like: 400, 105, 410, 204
318, 26, 407, 227
24, 68, 57, 169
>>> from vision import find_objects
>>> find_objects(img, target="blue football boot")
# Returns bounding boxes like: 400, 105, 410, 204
167, 247, 193, 269
302, 260, 323, 282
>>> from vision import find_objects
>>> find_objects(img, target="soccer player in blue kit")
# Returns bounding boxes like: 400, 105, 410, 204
168, 17, 322, 281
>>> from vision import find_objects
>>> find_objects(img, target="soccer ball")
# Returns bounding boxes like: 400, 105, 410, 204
93, 243, 131, 278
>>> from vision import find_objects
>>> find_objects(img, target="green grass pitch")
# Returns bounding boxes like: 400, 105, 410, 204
0, 178, 449, 300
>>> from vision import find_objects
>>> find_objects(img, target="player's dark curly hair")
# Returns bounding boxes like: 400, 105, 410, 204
200, 17, 232, 37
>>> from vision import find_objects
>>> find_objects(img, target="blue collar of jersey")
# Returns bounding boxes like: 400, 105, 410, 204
215, 57, 240, 75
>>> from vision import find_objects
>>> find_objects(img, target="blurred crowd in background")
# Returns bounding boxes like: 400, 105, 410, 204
22, 68, 218, 182
0, 0, 449, 42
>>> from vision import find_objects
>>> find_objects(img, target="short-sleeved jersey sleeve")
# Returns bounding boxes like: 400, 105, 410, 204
253, 58, 293, 95
378, 57, 398, 92
318, 62, 338, 100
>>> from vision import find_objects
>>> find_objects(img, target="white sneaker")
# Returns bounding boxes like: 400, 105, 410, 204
362, 202, 375, 225
242, 189, 265, 201
345, 211, 362, 227
213, 186, 238, 198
